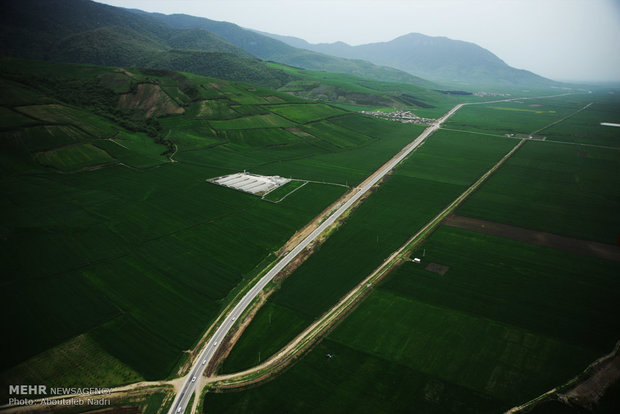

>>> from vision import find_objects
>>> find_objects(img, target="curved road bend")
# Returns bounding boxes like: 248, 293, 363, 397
168, 104, 465, 413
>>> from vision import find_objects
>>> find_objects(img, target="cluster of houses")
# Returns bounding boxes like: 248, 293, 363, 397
473, 91, 512, 97
359, 110, 435, 125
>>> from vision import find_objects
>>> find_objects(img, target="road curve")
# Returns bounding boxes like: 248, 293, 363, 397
169, 103, 469, 414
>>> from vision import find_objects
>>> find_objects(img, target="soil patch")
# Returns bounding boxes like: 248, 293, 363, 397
425, 262, 450, 276
444, 215, 620, 262
562, 350, 620, 410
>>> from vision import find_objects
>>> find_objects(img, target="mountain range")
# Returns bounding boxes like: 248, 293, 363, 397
0, 0, 555, 90
261, 32, 552, 88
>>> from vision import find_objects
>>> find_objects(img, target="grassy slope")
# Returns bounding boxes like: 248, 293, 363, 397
269, 62, 484, 118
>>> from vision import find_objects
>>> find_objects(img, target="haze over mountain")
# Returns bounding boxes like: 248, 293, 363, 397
261, 31, 553, 88
0, 0, 563, 91
0, 0, 432, 89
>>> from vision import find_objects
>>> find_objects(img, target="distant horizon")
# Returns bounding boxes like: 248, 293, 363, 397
96, 0, 620, 83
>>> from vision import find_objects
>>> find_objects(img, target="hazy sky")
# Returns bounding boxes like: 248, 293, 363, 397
97, 0, 620, 82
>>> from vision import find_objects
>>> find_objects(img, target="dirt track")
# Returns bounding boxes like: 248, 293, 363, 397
444, 215, 620, 262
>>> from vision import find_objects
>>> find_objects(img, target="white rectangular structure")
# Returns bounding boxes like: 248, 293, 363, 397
209, 172, 291, 196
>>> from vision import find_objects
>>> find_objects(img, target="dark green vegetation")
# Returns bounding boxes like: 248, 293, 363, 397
0, 56, 447, 400
269, 63, 478, 118
142, 12, 435, 87
263, 32, 556, 89
1, 0, 435, 89
210, 95, 620, 413
542, 96, 620, 147
445, 96, 585, 135
221, 130, 517, 373
206, 226, 620, 413
263, 181, 308, 202
458, 140, 620, 244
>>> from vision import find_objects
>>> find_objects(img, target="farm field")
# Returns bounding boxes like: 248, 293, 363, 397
205, 226, 620, 413
221, 130, 518, 373
541, 97, 620, 147
457, 139, 620, 244
443, 95, 591, 136
267, 103, 348, 123
267, 62, 486, 118
263, 180, 308, 202
1, 58, 458, 400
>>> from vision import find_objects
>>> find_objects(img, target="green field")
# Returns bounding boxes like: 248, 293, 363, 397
4, 54, 618, 413
263, 180, 308, 202
444, 97, 586, 135
35, 143, 116, 171
94, 132, 169, 168
221, 130, 517, 373
15, 104, 118, 137
1, 58, 443, 396
206, 226, 620, 413
268, 62, 485, 118
209, 113, 298, 130
542, 97, 620, 147
267, 103, 347, 123
458, 140, 620, 244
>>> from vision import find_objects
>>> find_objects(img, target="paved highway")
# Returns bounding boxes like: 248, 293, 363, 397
168, 106, 461, 414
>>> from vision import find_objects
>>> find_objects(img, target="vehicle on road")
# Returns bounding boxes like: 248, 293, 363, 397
191, 376, 196, 383
202, 359, 206, 365
213, 341, 218, 346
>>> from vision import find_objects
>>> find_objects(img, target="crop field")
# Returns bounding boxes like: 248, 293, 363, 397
14, 104, 118, 137
94, 132, 169, 168
268, 62, 483, 118
174, 115, 428, 187
458, 140, 620, 244
263, 180, 308, 202
221, 130, 517, 373
3, 59, 447, 395
444, 97, 585, 135
35, 143, 116, 171
223, 128, 301, 148
206, 226, 620, 413
0, 334, 143, 402
267, 103, 347, 123
542, 98, 620, 147
0, 125, 91, 152
253, 120, 427, 185
208, 113, 298, 130
194, 99, 240, 119
0, 106, 40, 129
1, 160, 349, 383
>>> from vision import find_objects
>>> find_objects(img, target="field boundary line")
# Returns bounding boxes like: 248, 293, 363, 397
206, 138, 526, 390
263, 181, 309, 203
531, 102, 592, 135
169, 91, 577, 414
504, 340, 620, 413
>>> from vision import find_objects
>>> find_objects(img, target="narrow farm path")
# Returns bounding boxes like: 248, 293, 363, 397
204, 136, 528, 394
